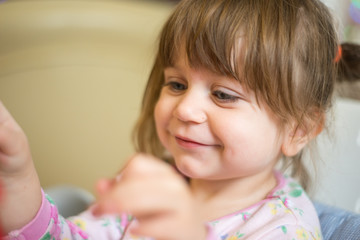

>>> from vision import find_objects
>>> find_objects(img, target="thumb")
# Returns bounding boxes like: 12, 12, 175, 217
121, 153, 175, 180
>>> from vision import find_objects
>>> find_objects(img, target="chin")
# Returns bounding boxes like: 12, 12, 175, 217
175, 164, 213, 180
175, 162, 201, 178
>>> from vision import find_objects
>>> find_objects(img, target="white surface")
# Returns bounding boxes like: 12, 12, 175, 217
311, 98, 360, 213
320, 0, 360, 43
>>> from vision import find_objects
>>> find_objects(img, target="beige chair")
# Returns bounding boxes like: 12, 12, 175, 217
0, 0, 173, 193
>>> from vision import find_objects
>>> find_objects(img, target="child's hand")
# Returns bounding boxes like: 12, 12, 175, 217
0, 101, 41, 233
0, 101, 32, 176
94, 154, 207, 240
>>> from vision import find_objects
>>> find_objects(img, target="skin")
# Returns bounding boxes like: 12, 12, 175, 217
156, 60, 285, 181
94, 155, 207, 240
0, 101, 42, 233
152, 55, 290, 220
0, 53, 315, 239
95, 52, 314, 238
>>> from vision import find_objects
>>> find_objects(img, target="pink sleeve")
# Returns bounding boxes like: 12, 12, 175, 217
4, 191, 216, 240
5, 190, 52, 239
205, 223, 218, 240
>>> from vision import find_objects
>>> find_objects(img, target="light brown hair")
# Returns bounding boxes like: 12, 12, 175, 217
133, 0, 339, 190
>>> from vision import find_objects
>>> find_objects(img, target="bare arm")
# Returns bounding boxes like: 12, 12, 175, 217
0, 101, 42, 234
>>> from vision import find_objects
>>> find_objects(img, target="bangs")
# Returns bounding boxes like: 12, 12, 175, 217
154, 0, 338, 123
158, 0, 245, 79
134, 0, 339, 192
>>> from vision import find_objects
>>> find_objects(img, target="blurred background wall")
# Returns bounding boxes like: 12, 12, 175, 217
0, 0, 359, 201
321, 0, 360, 43
0, 0, 174, 194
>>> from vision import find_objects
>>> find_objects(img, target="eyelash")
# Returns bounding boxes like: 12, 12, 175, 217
212, 90, 240, 103
163, 80, 241, 103
163, 81, 187, 92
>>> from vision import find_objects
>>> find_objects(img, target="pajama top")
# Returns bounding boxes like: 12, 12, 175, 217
4, 172, 322, 240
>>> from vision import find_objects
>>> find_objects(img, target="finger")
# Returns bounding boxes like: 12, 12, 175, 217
95, 178, 116, 195
0, 102, 21, 131
0, 124, 26, 157
129, 215, 179, 240
0, 102, 23, 135
93, 154, 184, 217
95, 177, 187, 216
0, 101, 12, 124
128, 205, 204, 240
121, 153, 176, 180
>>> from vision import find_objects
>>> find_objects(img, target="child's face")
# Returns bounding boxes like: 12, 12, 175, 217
154, 55, 288, 180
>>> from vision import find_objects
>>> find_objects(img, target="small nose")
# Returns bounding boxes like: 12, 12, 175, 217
173, 91, 207, 124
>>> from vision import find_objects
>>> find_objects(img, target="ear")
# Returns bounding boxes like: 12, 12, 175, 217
281, 115, 324, 157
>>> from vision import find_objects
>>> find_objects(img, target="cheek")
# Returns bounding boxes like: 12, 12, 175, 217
154, 98, 170, 149
217, 113, 281, 163
154, 101, 164, 134
220, 123, 257, 158
154, 101, 161, 127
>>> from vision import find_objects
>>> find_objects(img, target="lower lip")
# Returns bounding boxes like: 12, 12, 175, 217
175, 137, 209, 149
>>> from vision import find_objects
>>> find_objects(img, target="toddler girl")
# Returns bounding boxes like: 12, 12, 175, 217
0, 0, 351, 239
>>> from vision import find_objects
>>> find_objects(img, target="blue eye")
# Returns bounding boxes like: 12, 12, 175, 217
164, 81, 187, 91
212, 90, 239, 102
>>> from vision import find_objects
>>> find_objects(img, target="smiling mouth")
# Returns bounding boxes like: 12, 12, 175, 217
175, 136, 211, 148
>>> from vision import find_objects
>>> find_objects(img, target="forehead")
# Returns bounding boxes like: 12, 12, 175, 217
164, 47, 232, 81
164, 48, 254, 95
165, 41, 242, 79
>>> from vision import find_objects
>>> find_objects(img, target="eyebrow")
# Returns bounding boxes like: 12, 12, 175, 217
163, 66, 182, 74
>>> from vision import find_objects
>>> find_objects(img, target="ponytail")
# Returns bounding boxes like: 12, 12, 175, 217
337, 43, 360, 82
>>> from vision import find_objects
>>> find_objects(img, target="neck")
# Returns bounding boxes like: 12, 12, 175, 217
190, 169, 277, 221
